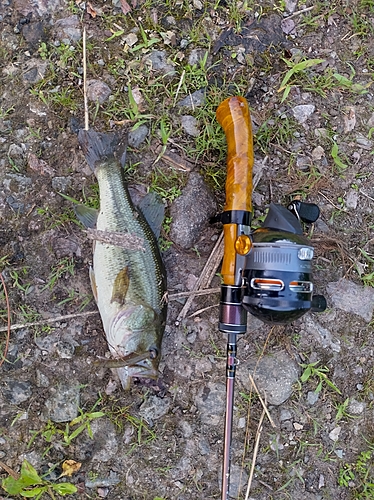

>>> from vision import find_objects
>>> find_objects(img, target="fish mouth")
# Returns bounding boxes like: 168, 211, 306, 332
108, 349, 160, 389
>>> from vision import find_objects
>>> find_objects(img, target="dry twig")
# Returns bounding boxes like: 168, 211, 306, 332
0, 272, 11, 368
0, 310, 98, 333
244, 409, 266, 500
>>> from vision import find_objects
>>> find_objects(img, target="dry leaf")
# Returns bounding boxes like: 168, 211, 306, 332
86, 2, 97, 17
120, 0, 132, 14
61, 460, 82, 478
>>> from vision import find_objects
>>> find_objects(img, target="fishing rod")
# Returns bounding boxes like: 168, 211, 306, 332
215, 96, 326, 500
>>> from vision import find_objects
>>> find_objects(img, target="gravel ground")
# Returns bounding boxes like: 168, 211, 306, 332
1, 1, 374, 499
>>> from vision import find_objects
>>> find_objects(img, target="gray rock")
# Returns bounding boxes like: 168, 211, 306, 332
177, 88, 206, 108
328, 426, 341, 442
188, 48, 207, 66
307, 390, 319, 405
237, 351, 299, 406
195, 382, 225, 425
2, 380, 32, 404
292, 104, 315, 124
180, 115, 200, 137
347, 399, 365, 415
279, 409, 292, 421
128, 124, 149, 148
6, 146, 28, 171
43, 383, 80, 422
87, 79, 112, 104
90, 418, 118, 462
218, 464, 248, 499
139, 395, 171, 424
143, 50, 176, 75
53, 15, 81, 43
345, 189, 358, 209
169, 173, 216, 249
326, 278, 374, 322
198, 438, 210, 455
23, 59, 48, 84
85, 471, 121, 488
303, 316, 341, 352
51, 176, 72, 193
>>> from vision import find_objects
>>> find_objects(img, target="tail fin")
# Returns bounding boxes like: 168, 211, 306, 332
78, 129, 127, 172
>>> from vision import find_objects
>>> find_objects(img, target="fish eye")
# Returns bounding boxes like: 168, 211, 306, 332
149, 348, 158, 359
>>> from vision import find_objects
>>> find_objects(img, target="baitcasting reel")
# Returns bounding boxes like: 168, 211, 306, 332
217, 200, 326, 333
242, 201, 326, 324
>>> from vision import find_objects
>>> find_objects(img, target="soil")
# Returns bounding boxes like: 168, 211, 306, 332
1, 1, 374, 500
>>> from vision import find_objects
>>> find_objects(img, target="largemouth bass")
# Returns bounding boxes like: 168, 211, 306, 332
77, 129, 167, 389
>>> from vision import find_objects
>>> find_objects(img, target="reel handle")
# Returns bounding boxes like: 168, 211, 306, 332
216, 96, 254, 285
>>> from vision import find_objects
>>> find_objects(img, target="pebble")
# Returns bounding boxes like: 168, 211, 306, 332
326, 278, 374, 322
90, 419, 118, 462
180, 115, 200, 137
345, 189, 358, 210
312, 146, 325, 160
128, 124, 149, 148
237, 351, 299, 406
143, 50, 176, 75
2, 380, 32, 404
195, 382, 226, 425
53, 15, 81, 43
347, 399, 365, 415
292, 104, 315, 124
52, 176, 72, 193
42, 383, 80, 422
177, 88, 206, 108
139, 395, 171, 424
328, 426, 341, 442
303, 316, 341, 352
86, 79, 112, 104
307, 390, 320, 405
23, 59, 49, 85
218, 464, 248, 499
85, 471, 120, 488
169, 173, 216, 249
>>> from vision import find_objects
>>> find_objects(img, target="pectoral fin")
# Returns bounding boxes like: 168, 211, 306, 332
75, 204, 98, 229
137, 192, 165, 239
89, 266, 98, 303
111, 267, 130, 305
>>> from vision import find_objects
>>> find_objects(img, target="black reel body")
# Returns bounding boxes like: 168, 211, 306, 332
241, 203, 326, 324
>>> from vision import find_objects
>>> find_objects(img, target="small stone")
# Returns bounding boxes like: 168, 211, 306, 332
345, 189, 358, 210
53, 15, 81, 43
43, 384, 80, 422
36, 370, 50, 388
139, 395, 171, 424
347, 399, 365, 415
319, 474, 325, 488
85, 471, 120, 488
2, 380, 32, 404
124, 32, 138, 47
87, 79, 112, 104
186, 331, 197, 343
237, 351, 300, 406
143, 50, 176, 75
195, 382, 226, 425
328, 426, 341, 442
238, 417, 246, 429
307, 390, 319, 405
326, 278, 374, 322
188, 49, 207, 66
128, 124, 149, 148
177, 88, 206, 108
279, 409, 292, 421
52, 176, 72, 193
23, 59, 48, 84
292, 104, 315, 124
334, 449, 344, 459
181, 115, 200, 137
193, 0, 203, 8
312, 146, 325, 160
90, 419, 118, 462
198, 438, 210, 455
293, 422, 303, 430
356, 133, 372, 150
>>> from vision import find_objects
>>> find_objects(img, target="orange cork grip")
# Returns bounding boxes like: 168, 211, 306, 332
216, 96, 254, 285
